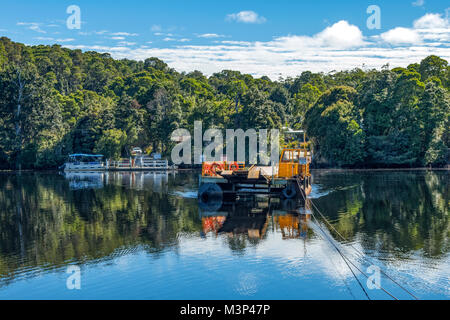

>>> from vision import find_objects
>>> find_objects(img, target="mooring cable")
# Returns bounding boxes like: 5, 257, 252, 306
306, 194, 419, 300
309, 213, 371, 300
320, 234, 358, 300
311, 213, 401, 300
299, 189, 400, 300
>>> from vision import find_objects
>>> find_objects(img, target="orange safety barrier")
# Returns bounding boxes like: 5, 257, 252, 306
211, 162, 225, 174
202, 161, 245, 176
202, 162, 213, 176
228, 162, 240, 171
202, 161, 226, 176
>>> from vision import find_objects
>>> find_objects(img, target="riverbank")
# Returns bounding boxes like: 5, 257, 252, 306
1, 166, 449, 173
310, 166, 450, 172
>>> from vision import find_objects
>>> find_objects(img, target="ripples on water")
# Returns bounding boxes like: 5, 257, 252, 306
0, 170, 448, 299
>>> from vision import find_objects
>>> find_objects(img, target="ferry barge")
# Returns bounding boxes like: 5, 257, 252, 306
198, 147, 312, 203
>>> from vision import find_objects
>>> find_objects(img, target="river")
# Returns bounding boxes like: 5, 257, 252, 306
0, 170, 448, 300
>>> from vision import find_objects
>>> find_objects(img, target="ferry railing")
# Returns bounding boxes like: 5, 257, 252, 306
109, 158, 169, 170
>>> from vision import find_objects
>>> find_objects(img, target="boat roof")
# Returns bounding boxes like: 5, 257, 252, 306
69, 154, 104, 157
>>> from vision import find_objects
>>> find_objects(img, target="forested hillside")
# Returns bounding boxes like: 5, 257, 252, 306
0, 37, 448, 169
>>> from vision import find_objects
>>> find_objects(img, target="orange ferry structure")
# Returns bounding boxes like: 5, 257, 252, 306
198, 144, 312, 203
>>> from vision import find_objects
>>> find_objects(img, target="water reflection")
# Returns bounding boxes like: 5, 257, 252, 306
0, 170, 448, 299
200, 197, 312, 241
63, 172, 105, 190
63, 171, 170, 192
0, 171, 197, 281
311, 170, 449, 259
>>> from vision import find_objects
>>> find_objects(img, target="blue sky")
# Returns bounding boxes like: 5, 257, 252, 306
1, 0, 449, 78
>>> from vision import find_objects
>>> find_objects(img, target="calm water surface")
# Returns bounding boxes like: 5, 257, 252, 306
0, 170, 448, 300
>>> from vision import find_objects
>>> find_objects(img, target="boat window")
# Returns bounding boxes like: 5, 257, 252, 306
282, 151, 292, 162
69, 155, 103, 163
282, 150, 303, 162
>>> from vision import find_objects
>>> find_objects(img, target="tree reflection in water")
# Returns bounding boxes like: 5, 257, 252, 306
312, 170, 449, 259
0, 170, 448, 287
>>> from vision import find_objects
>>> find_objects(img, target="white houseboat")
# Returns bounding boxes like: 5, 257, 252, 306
63, 154, 106, 172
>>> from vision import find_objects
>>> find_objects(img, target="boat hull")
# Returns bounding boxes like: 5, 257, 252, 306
64, 163, 106, 172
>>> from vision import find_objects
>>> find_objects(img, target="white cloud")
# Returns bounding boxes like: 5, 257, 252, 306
380, 27, 422, 45
17, 22, 46, 34
118, 41, 137, 46
155, 32, 175, 37
226, 11, 266, 24
111, 36, 125, 40
413, 13, 450, 43
412, 0, 425, 7
265, 20, 365, 51
413, 13, 448, 29
151, 25, 162, 32
56, 38, 75, 43
198, 33, 225, 38
35, 37, 75, 43
220, 40, 252, 45
60, 13, 450, 80
29, 25, 45, 33
110, 32, 139, 37
65, 45, 131, 53
78, 30, 108, 36
62, 43, 450, 80
379, 13, 450, 46
315, 20, 365, 48
179, 38, 191, 42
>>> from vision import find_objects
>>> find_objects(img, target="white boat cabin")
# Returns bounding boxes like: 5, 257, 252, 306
64, 154, 105, 172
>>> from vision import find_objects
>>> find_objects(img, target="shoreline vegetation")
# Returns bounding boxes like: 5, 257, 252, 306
1, 167, 449, 174
0, 37, 449, 170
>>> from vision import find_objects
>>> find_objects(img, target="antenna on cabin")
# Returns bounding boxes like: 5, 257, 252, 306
282, 127, 307, 149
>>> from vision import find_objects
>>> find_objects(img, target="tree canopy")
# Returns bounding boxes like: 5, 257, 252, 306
0, 37, 448, 169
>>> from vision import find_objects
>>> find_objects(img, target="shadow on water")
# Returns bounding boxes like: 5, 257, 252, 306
0, 170, 448, 298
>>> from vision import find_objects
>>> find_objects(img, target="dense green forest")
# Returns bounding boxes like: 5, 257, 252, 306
0, 37, 448, 169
